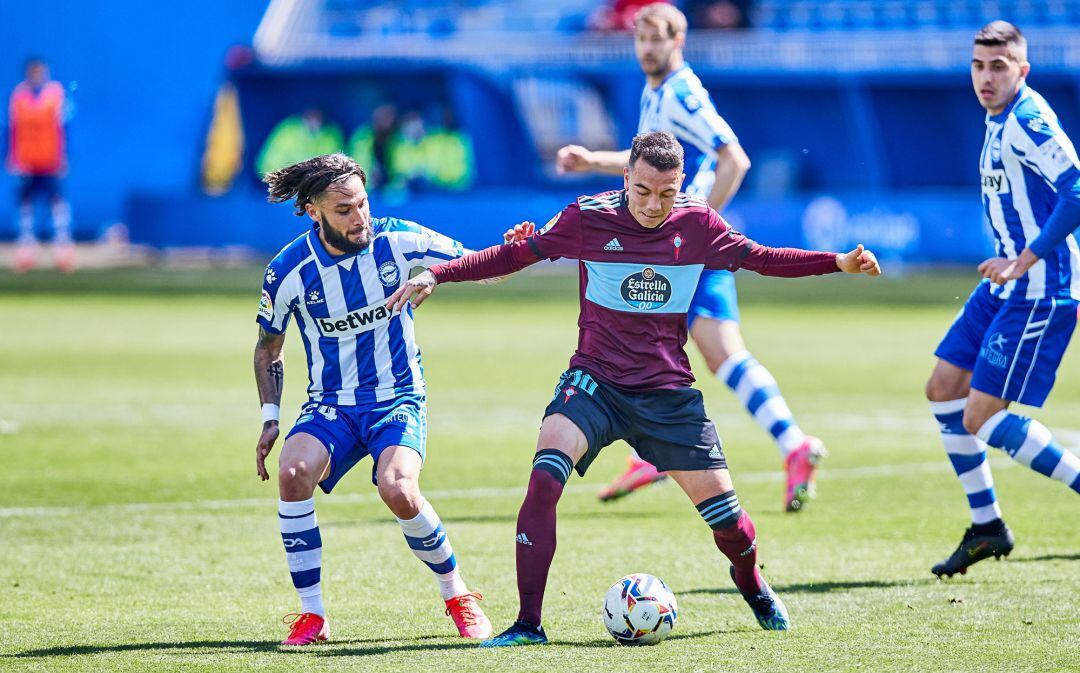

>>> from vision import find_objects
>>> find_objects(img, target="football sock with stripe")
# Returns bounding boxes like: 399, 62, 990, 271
931, 398, 1003, 524
516, 449, 573, 626
396, 500, 468, 600
977, 411, 1080, 494
718, 350, 806, 457
279, 497, 325, 617
697, 491, 764, 596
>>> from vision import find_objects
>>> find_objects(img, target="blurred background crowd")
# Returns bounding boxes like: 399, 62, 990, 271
4, 0, 1080, 270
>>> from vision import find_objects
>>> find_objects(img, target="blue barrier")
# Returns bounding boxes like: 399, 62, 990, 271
126, 188, 994, 263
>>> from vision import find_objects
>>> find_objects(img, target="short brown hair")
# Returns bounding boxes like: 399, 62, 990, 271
634, 3, 687, 38
974, 20, 1028, 62
629, 131, 684, 172
263, 153, 367, 216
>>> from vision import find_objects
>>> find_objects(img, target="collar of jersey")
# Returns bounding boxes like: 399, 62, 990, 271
307, 228, 371, 268
987, 83, 1027, 124
651, 63, 690, 92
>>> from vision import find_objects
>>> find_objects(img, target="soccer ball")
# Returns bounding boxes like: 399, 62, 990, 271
601, 573, 678, 645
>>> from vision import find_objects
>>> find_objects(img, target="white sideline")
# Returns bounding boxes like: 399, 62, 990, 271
0, 458, 1019, 519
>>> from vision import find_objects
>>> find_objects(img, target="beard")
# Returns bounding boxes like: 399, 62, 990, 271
320, 215, 369, 254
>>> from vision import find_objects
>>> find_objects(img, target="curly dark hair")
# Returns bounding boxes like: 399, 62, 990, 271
629, 131, 684, 172
263, 153, 367, 216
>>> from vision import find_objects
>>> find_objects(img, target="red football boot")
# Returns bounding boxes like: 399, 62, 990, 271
784, 436, 827, 512
280, 612, 329, 646
445, 592, 492, 639
598, 456, 667, 502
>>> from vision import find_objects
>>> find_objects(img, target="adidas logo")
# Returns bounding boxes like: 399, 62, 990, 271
603, 238, 623, 252
708, 444, 723, 460
516, 533, 533, 546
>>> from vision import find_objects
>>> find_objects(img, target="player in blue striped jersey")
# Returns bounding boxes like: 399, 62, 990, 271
252, 154, 498, 644
557, 3, 824, 512
926, 23, 1080, 578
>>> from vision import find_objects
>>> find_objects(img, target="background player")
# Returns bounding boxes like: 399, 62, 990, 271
390, 132, 881, 646
925, 22, 1080, 578
6, 57, 73, 273
556, 3, 823, 511
253, 153, 499, 645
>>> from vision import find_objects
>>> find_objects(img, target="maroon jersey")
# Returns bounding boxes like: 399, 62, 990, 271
431, 190, 839, 390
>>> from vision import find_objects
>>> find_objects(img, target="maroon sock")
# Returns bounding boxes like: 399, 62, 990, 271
515, 464, 567, 626
712, 511, 764, 596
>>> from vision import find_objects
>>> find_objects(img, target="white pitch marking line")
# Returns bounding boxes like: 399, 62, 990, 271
0, 458, 1020, 519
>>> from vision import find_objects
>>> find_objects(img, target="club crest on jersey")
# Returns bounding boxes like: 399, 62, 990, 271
672, 233, 683, 261
378, 261, 401, 287
990, 137, 1002, 163
621, 267, 672, 310
258, 290, 274, 320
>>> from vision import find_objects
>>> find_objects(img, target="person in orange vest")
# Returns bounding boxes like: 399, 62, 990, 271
6, 57, 73, 272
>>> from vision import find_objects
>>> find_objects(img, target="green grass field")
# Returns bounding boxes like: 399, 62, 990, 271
1, 267, 1078, 672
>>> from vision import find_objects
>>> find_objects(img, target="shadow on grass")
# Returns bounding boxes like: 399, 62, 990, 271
682, 578, 935, 596
1008, 552, 1080, 563
10, 627, 735, 659
9, 634, 448, 659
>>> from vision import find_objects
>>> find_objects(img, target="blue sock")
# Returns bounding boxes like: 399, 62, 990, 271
718, 350, 806, 456
397, 500, 467, 600
977, 411, 1080, 494
279, 497, 324, 616
930, 399, 1003, 524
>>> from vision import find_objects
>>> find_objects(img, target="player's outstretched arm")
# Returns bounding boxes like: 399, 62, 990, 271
835, 244, 882, 276
556, 145, 631, 175
253, 327, 286, 481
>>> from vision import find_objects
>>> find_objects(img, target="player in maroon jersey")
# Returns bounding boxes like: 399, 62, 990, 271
387, 132, 881, 646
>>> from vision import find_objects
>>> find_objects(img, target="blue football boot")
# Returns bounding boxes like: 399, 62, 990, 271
479, 620, 549, 648
730, 566, 790, 631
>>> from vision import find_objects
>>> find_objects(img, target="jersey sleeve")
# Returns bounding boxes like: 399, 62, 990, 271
526, 202, 583, 261
396, 223, 468, 272
702, 209, 755, 270
256, 264, 295, 335
1008, 107, 1080, 192
666, 86, 738, 157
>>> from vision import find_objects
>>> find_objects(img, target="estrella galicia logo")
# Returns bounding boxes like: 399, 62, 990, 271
378, 261, 401, 287
979, 332, 1009, 369
620, 267, 672, 310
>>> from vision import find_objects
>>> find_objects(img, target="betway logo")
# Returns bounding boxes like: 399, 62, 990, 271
315, 301, 394, 338
981, 169, 1009, 195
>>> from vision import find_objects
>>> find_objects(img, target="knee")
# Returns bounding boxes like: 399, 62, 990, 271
378, 477, 422, 518
278, 460, 317, 498
925, 375, 960, 402
962, 407, 991, 436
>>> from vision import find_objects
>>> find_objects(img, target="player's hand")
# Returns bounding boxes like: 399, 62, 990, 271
836, 244, 881, 276
256, 421, 280, 481
979, 248, 1037, 285
387, 269, 437, 311
503, 221, 536, 244
556, 145, 593, 174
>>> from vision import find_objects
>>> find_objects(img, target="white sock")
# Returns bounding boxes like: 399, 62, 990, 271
397, 500, 467, 599
279, 497, 325, 616
930, 398, 1002, 524
17, 204, 34, 245
51, 200, 71, 245
717, 349, 806, 456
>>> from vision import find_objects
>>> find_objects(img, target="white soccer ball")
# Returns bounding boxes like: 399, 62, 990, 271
602, 573, 678, 646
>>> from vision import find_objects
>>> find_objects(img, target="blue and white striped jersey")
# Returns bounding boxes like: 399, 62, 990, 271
980, 84, 1080, 301
257, 217, 465, 406
637, 64, 738, 199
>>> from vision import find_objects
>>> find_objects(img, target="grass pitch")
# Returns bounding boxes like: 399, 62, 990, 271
1, 267, 1077, 672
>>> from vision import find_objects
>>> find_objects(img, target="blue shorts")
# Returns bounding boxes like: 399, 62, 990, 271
688, 269, 740, 326
18, 175, 62, 203
935, 281, 1077, 407
285, 393, 427, 493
